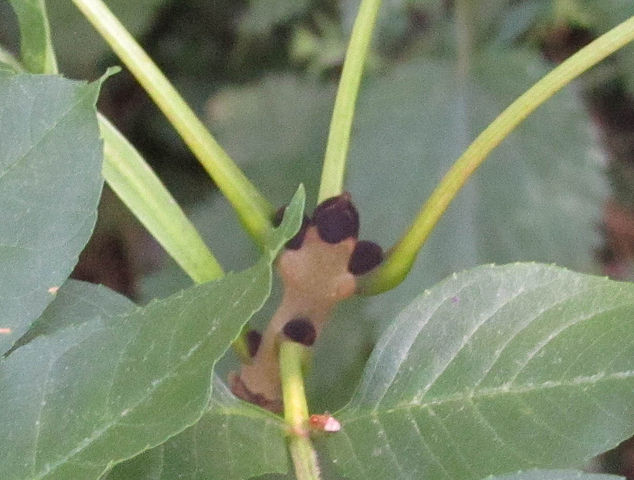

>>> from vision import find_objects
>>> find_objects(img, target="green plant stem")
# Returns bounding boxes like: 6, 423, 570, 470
318, 0, 382, 203
359, 15, 634, 295
279, 341, 321, 480
72, 0, 275, 247
8, 0, 58, 74
100, 115, 224, 283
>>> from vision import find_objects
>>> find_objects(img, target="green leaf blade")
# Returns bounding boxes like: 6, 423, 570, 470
106, 377, 288, 480
324, 264, 634, 480
484, 470, 623, 480
0, 187, 304, 480
0, 71, 104, 354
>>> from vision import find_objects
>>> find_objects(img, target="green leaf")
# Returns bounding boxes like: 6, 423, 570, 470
322, 263, 634, 480
8, 0, 58, 73
483, 470, 623, 480
0, 71, 105, 354
105, 376, 288, 480
0, 186, 304, 480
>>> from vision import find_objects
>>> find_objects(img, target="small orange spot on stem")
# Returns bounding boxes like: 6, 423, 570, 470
0, 328, 12, 334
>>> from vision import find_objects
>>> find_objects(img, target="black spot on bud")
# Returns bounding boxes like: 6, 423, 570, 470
312, 193, 359, 244
246, 330, 262, 357
283, 317, 316, 346
348, 241, 383, 275
273, 206, 311, 250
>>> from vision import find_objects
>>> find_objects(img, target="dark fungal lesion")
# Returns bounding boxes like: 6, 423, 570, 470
312, 192, 359, 244
348, 240, 383, 275
246, 329, 262, 358
231, 192, 384, 412
283, 317, 317, 346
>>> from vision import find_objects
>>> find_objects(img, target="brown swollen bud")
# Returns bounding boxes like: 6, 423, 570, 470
312, 193, 359, 244
282, 317, 317, 346
348, 240, 383, 275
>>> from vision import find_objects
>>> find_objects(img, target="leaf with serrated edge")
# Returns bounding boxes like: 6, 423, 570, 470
0, 71, 105, 354
0, 186, 304, 480
105, 376, 287, 480
323, 263, 634, 480
484, 470, 623, 480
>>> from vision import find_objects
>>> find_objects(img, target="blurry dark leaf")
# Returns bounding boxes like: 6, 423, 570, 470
238, 0, 310, 37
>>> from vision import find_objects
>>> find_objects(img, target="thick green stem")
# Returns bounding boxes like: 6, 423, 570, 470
318, 0, 382, 203
100, 115, 224, 283
359, 15, 634, 295
72, 0, 275, 247
279, 341, 321, 480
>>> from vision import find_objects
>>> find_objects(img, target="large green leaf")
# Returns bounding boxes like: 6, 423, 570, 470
105, 376, 288, 480
0, 187, 303, 480
322, 263, 634, 480
0, 71, 105, 354
483, 471, 623, 480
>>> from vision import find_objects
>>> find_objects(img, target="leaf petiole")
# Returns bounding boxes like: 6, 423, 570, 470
318, 0, 382, 203
72, 0, 275, 247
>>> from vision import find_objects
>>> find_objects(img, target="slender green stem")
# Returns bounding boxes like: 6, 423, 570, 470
100, 115, 224, 283
279, 341, 321, 480
359, 15, 634, 295
8, 0, 58, 74
318, 0, 382, 203
72, 0, 275, 247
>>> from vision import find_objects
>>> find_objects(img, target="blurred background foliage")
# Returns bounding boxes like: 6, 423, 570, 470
1, 0, 633, 477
